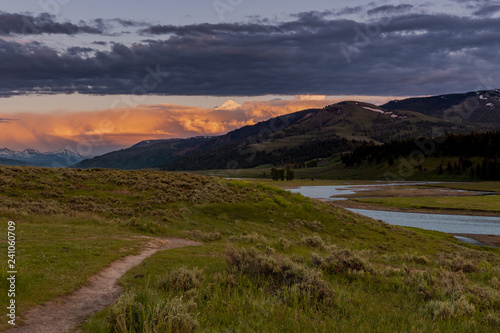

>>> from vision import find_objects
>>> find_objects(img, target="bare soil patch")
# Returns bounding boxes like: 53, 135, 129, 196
10, 238, 201, 333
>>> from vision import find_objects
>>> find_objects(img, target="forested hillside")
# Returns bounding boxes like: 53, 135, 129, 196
341, 131, 500, 180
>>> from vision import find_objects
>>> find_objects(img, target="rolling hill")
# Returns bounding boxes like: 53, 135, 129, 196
74, 136, 215, 170
164, 101, 457, 171
74, 89, 500, 171
0, 156, 32, 166
75, 101, 460, 170
2, 165, 499, 332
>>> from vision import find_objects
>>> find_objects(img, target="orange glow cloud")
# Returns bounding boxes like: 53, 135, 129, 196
0, 96, 400, 156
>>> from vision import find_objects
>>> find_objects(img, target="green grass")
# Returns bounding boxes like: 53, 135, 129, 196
192, 154, 497, 183
426, 182, 500, 193
0, 165, 499, 332
83, 231, 500, 332
356, 195, 500, 213
242, 178, 384, 187
0, 216, 148, 328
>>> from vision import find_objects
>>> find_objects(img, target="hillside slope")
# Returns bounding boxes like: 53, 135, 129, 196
382, 89, 500, 124
0, 156, 32, 166
74, 136, 215, 170
0, 165, 498, 332
73, 92, 498, 171
73, 108, 322, 170
77, 101, 458, 171
165, 101, 460, 171
339, 131, 500, 181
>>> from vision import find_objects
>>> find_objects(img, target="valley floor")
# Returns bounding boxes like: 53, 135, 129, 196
268, 180, 500, 248
1, 167, 499, 332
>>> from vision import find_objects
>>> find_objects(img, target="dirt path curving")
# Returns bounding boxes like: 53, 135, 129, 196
10, 238, 201, 333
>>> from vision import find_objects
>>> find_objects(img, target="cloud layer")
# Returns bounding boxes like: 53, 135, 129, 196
0, 12, 104, 35
0, 6, 499, 98
0, 98, 334, 155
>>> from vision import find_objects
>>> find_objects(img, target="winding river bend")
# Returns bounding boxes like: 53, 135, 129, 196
289, 184, 500, 236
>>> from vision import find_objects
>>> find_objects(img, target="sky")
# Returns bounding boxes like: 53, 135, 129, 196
0, 0, 499, 155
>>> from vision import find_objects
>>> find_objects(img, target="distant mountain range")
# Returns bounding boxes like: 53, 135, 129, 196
6, 88, 498, 171
0, 148, 85, 167
382, 90, 500, 124
75, 89, 500, 171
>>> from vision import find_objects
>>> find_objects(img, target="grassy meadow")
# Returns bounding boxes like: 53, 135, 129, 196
0, 166, 499, 332
356, 196, 500, 213
193, 154, 494, 182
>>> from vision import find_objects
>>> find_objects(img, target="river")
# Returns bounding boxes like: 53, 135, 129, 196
288, 184, 500, 236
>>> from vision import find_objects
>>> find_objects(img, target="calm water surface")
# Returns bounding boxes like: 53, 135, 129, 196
288, 182, 443, 201
348, 208, 500, 235
289, 184, 500, 235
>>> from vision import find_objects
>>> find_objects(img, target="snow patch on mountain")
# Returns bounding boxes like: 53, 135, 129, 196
363, 106, 385, 114
214, 100, 242, 111
0, 148, 86, 167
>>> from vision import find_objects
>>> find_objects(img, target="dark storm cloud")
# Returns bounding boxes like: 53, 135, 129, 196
110, 18, 151, 28
0, 12, 103, 35
141, 22, 281, 36
291, 10, 335, 21
334, 6, 365, 16
66, 46, 95, 56
0, 118, 18, 123
453, 0, 500, 16
0, 12, 149, 36
1, 11, 500, 97
367, 4, 414, 16
473, 5, 500, 16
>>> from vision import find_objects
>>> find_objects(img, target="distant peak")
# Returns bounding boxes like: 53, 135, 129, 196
214, 100, 242, 110
23, 149, 41, 154
53, 149, 81, 156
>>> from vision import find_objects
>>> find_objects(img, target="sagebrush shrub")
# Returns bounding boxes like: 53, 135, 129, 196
312, 248, 373, 274
301, 234, 325, 249
107, 289, 199, 333
225, 246, 335, 305
404, 269, 468, 301
278, 237, 292, 251
185, 230, 222, 242
229, 232, 267, 244
423, 296, 475, 321
157, 266, 204, 291
438, 253, 478, 273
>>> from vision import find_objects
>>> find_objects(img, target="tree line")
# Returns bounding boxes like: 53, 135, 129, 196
341, 131, 500, 180
270, 168, 295, 181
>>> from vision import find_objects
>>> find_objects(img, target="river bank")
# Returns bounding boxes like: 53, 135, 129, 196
281, 181, 500, 248
333, 199, 500, 217
452, 234, 500, 248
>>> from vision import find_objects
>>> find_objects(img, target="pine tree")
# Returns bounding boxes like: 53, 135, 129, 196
271, 168, 278, 181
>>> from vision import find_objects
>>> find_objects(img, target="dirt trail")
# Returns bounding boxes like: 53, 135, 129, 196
10, 238, 201, 333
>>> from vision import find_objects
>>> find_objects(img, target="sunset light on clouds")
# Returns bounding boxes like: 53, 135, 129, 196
1, 0, 499, 157
2, 2, 500, 332
0, 96, 345, 155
